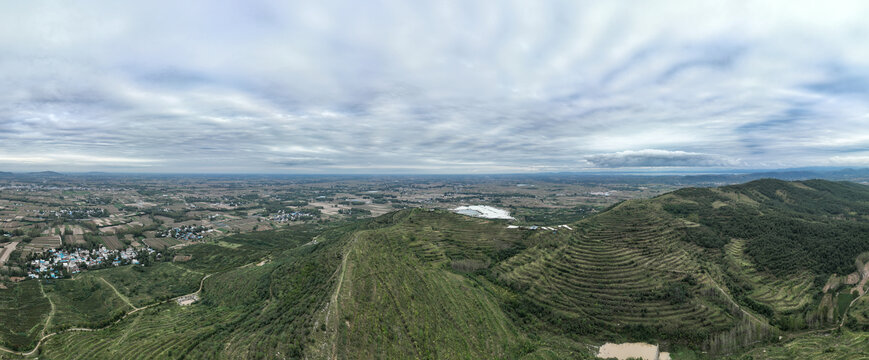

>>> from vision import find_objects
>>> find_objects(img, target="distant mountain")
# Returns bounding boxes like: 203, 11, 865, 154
24, 171, 64, 177
527, 167, 869, 187
742, 167, 869, 181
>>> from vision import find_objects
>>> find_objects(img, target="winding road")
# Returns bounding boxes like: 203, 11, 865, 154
0, 259, 234, 357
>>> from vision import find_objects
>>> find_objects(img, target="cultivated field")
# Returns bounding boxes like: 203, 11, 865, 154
100, 235, 124, 250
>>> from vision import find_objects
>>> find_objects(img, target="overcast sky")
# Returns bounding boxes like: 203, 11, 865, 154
2, 1, 869, 173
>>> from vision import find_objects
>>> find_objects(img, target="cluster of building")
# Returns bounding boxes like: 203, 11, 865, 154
27, 246, 156, 279
157, 225, 208, 240
49, 207, 109, 219
271, 210, 312, 222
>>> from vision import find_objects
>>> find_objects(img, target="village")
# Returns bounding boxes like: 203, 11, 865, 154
270, 209, 314, 222
0, 173, 657, 287
26, 246, 158, 279
156, 224, 210, 241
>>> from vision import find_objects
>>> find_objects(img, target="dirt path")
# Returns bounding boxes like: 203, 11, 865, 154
39, 282, 56, 338
0, 268, 221, 357
192, 273, 212, 295
837, 264, 869, 328
856, 262, 869, 296
329, 236, 356, 360
704, 273, 862, 344
702, 275, 765, 325
114, 313, 141, 346
778, 263, 869, 341
838, 292, 866, 328
99, 276, 138, 311
0, 241, 18, 266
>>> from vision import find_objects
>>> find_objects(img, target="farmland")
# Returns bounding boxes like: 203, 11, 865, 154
99, 236, 123, 251
0, 176, 868, 358
745, 329, 869, 359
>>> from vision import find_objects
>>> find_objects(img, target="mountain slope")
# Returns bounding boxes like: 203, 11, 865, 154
307, 210, 579, 359
2, 179, 868, 359
495, 200, 742, 345
311, 179, 869, 357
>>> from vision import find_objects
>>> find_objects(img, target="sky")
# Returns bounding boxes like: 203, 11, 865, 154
2, 1, 869, 174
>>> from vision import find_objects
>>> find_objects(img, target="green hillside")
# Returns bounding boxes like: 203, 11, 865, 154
1, 179, 868, 359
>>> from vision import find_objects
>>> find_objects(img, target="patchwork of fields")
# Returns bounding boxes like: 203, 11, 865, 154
1, 179, 869, 359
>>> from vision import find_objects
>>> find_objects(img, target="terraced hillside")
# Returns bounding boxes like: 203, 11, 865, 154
722, 239, 814, 315
495, 200, 749, 347
310, 179, 869, 356
303, 209, 595, 359
0, 223, 355, 359
2, 179, 869, 359
746, 329, 869, 359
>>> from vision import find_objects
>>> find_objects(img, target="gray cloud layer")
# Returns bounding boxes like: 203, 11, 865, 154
585, 150, 739, 168
1, 1, 869, 173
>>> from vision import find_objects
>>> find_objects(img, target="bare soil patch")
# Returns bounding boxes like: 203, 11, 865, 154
597, 342, 669, 360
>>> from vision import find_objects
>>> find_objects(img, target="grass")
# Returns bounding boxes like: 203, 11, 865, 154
324, 223, 529, 359
168, 243, 261, 273
7, 180, 869, 358
496, 201, 737, 345
37, 222, 354, 359
745, 329, 869, 359
142, 238, 179, 250
835, 292, 857, 319
723, 239, 814, 314
39, 303, 239, 359
0, 281, 50, 351
211, 240, 241, 249
41, 276, 129, 331
85, 263, 202, 307
846, 295, 869, 329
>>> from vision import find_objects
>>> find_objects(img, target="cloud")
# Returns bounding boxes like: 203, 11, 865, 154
0, 1, 868, 173
585, 149, 739, 168
0, 153, 160, 167
829, 155, 869, 166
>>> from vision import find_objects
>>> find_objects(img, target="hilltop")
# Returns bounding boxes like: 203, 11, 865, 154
0, 179, 867, 359
309, 178, 869, 357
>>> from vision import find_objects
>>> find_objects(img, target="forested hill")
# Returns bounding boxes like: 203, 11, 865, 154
2, 179, 868, 359
313, 178, 869, 357
660, 178, 869, 277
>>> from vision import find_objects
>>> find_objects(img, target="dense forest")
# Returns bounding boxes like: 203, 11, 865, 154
663, 179, 869, 277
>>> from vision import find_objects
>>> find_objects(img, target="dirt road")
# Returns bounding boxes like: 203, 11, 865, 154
0, 241, 18, 266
